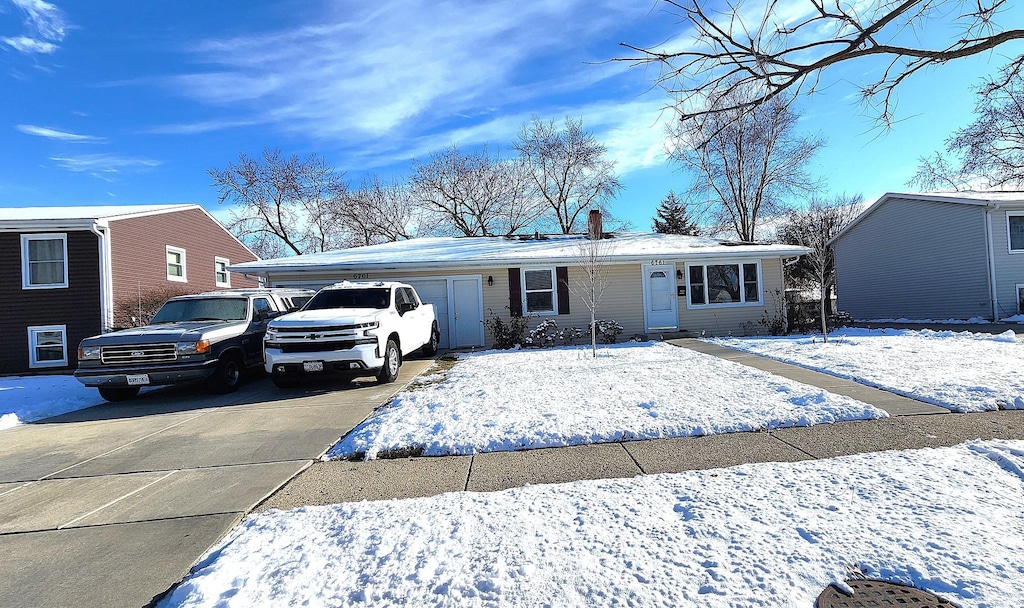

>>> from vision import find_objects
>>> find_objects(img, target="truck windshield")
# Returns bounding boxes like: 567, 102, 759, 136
305, 288, 390, 310
151, 298, 248, 323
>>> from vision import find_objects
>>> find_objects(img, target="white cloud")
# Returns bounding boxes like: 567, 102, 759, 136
2, 0, 69, 54
50, 153, 160, 173
172, 1, 648, 142
16, 124, 103, 142
142, 118, 263, 135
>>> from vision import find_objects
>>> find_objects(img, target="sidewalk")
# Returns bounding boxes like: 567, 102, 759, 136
257, 340, 1024, 511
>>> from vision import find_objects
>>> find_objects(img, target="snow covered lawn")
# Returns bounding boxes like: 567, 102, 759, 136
712, 328, 1024, 413
161, 440, 1024, 607
328, 342, 886, 460
0, 375, 103, 430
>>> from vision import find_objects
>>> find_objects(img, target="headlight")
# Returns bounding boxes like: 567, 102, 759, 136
78, 345, 101, 360
176, 340, 211, 355
359, 320, 379, 335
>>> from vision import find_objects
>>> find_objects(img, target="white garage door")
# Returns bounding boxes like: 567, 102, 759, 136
403, 279, 451, 349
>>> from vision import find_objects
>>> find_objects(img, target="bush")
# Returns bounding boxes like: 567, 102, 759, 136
557, 326, 586, 346
485, 308, 528, 349
589, 319, 624, 344
112, 285, 195, 330
525, 319, 559, 347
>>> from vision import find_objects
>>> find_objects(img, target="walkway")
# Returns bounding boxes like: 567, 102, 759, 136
258, 339, 1024, 510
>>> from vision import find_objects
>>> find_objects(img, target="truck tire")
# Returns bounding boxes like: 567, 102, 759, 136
98, 386, 140, 402
207, 353, 243, 394
421, 322, 440, 357
377, 339, 400, 384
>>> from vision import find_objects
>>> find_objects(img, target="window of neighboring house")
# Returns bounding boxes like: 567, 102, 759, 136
687, 262, 761, 307
1017, 284, 1024, 314
21, 233, 68, 289
166, 246, 187, 282
522, 268, 556, 314
1009, 214, 1024, 252
215, 257, 230, 287
28, 325, 67, 368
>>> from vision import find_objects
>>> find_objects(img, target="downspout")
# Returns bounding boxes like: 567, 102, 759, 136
89, 221, 114, 332
985, 203, 1000, 321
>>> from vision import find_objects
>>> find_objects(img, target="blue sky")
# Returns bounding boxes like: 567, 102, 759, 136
2, 0, 1022, 233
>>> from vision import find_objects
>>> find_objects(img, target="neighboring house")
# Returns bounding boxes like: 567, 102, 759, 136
0, 204, 259, 374
831, 191, 1024, 322
230, 213, 808, 349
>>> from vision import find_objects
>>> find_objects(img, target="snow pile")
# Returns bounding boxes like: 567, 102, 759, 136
329, 342, 885, 460
0, 375, 103, 430
712, 328, 1024, 412
1002, 314, 1024, 323
161, 440, 1024, 607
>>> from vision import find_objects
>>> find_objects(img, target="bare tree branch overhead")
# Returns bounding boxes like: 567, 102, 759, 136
620, 0, 1024, 129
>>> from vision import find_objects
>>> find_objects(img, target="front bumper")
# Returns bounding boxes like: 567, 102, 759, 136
74, 359, 219, 388
264, 343, 382, 377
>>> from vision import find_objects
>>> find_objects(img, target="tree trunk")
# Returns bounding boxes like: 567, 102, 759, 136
819, 290, 828, 343
591, 308, 597, 357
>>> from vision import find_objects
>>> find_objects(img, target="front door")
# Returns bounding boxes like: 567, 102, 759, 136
642, 264, 678, 332
452, 278, 483, 347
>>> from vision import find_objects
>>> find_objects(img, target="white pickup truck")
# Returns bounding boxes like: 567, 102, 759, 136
263, 281, 440, 388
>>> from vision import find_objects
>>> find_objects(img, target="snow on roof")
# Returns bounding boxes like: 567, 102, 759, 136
231, 232, 809, 274
0, 204, 199, 223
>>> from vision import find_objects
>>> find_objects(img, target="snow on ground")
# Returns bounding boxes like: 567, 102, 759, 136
711, 328, 1024, 413
1003, 314, 1024, 323
328, 342, 886, 460
161, 440, 1024, 608
0, 375, 103, 430
857, 316, 992, 324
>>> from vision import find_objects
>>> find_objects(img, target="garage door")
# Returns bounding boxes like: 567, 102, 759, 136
404, 279, 451, 349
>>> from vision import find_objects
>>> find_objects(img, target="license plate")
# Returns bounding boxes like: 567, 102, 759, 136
302, 361, 324, 372
126, 374, 150, 386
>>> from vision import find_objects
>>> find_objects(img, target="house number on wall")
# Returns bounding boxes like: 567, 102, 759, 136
650, 260, 668, 265
353, 273, 370, 279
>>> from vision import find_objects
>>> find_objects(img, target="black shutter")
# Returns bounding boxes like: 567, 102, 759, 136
556, 266, 570, 315
508, 268, 523, 317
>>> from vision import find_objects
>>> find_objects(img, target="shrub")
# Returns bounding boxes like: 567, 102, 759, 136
525, 319, 559, 347
484, 308, 528, 349
557, 326, 586, 346
589, 319, 624, 344
112, 285, 196, 330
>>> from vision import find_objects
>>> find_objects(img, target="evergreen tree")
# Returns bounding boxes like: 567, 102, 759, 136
652, 191, 699, 235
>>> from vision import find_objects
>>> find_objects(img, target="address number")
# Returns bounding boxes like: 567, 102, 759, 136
650, 260, 668, 265
353, 273, 370, 279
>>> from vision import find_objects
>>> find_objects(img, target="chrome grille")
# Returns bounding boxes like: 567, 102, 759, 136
273, 340, 357, 353
101, 343, 177, 365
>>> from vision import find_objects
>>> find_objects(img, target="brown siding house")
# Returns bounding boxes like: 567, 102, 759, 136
0, 205, 258, 375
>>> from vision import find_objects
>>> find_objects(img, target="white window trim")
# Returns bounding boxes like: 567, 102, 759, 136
685, 260, 764, 309
21, 233, 69, 290
28, 324, 68, 368
521, 267, 558, 316
215, 256, 231, 288
166, 245, 187, 282
1017, 283, 1024, 314
1008, 212, 1024, 254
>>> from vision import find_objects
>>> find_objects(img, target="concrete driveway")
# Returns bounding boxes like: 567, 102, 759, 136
0, 360, 433, 608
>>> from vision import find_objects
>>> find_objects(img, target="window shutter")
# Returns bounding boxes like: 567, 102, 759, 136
556, 266, 570, 315
508, 268, 523, 317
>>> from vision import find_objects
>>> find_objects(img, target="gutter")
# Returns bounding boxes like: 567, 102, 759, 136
89, 221, 115, 332
985, 203, 1000, 321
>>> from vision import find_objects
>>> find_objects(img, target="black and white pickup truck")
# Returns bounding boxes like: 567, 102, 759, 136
74, 288, 313, 401
264, 281, 440, 388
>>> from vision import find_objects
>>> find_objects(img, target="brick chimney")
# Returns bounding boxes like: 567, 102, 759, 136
587, 209, 603, 240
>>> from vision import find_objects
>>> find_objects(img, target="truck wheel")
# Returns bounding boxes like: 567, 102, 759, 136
98, 386, 140, 402
208, 354, 243, 394
421, 322, 440, 357
377, 339, 400, 384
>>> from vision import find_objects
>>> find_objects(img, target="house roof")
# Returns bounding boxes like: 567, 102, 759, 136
830, 191, 1024, 245
230, 232, 809, 275
0, 204, 198, 223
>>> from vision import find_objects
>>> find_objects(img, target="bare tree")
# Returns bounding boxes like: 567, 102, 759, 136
338, 173, 421, 246
670, 89, 823, 241
911, 64, 1024, 190
621, 0, 1024, 129
411, 144, 543, 237
514, 117, 622, 234
568, 236, 611, 357
210, 148, 348, 257
777, 194, 863, 340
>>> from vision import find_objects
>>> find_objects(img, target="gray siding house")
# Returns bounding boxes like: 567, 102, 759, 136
832, 192, 1024, 321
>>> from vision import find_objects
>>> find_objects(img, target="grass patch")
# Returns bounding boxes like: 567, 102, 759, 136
407, 355, 460, 390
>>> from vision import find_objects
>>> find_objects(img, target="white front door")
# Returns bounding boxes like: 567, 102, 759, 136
452, 278, 484, 347
642, 264, 678, 332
